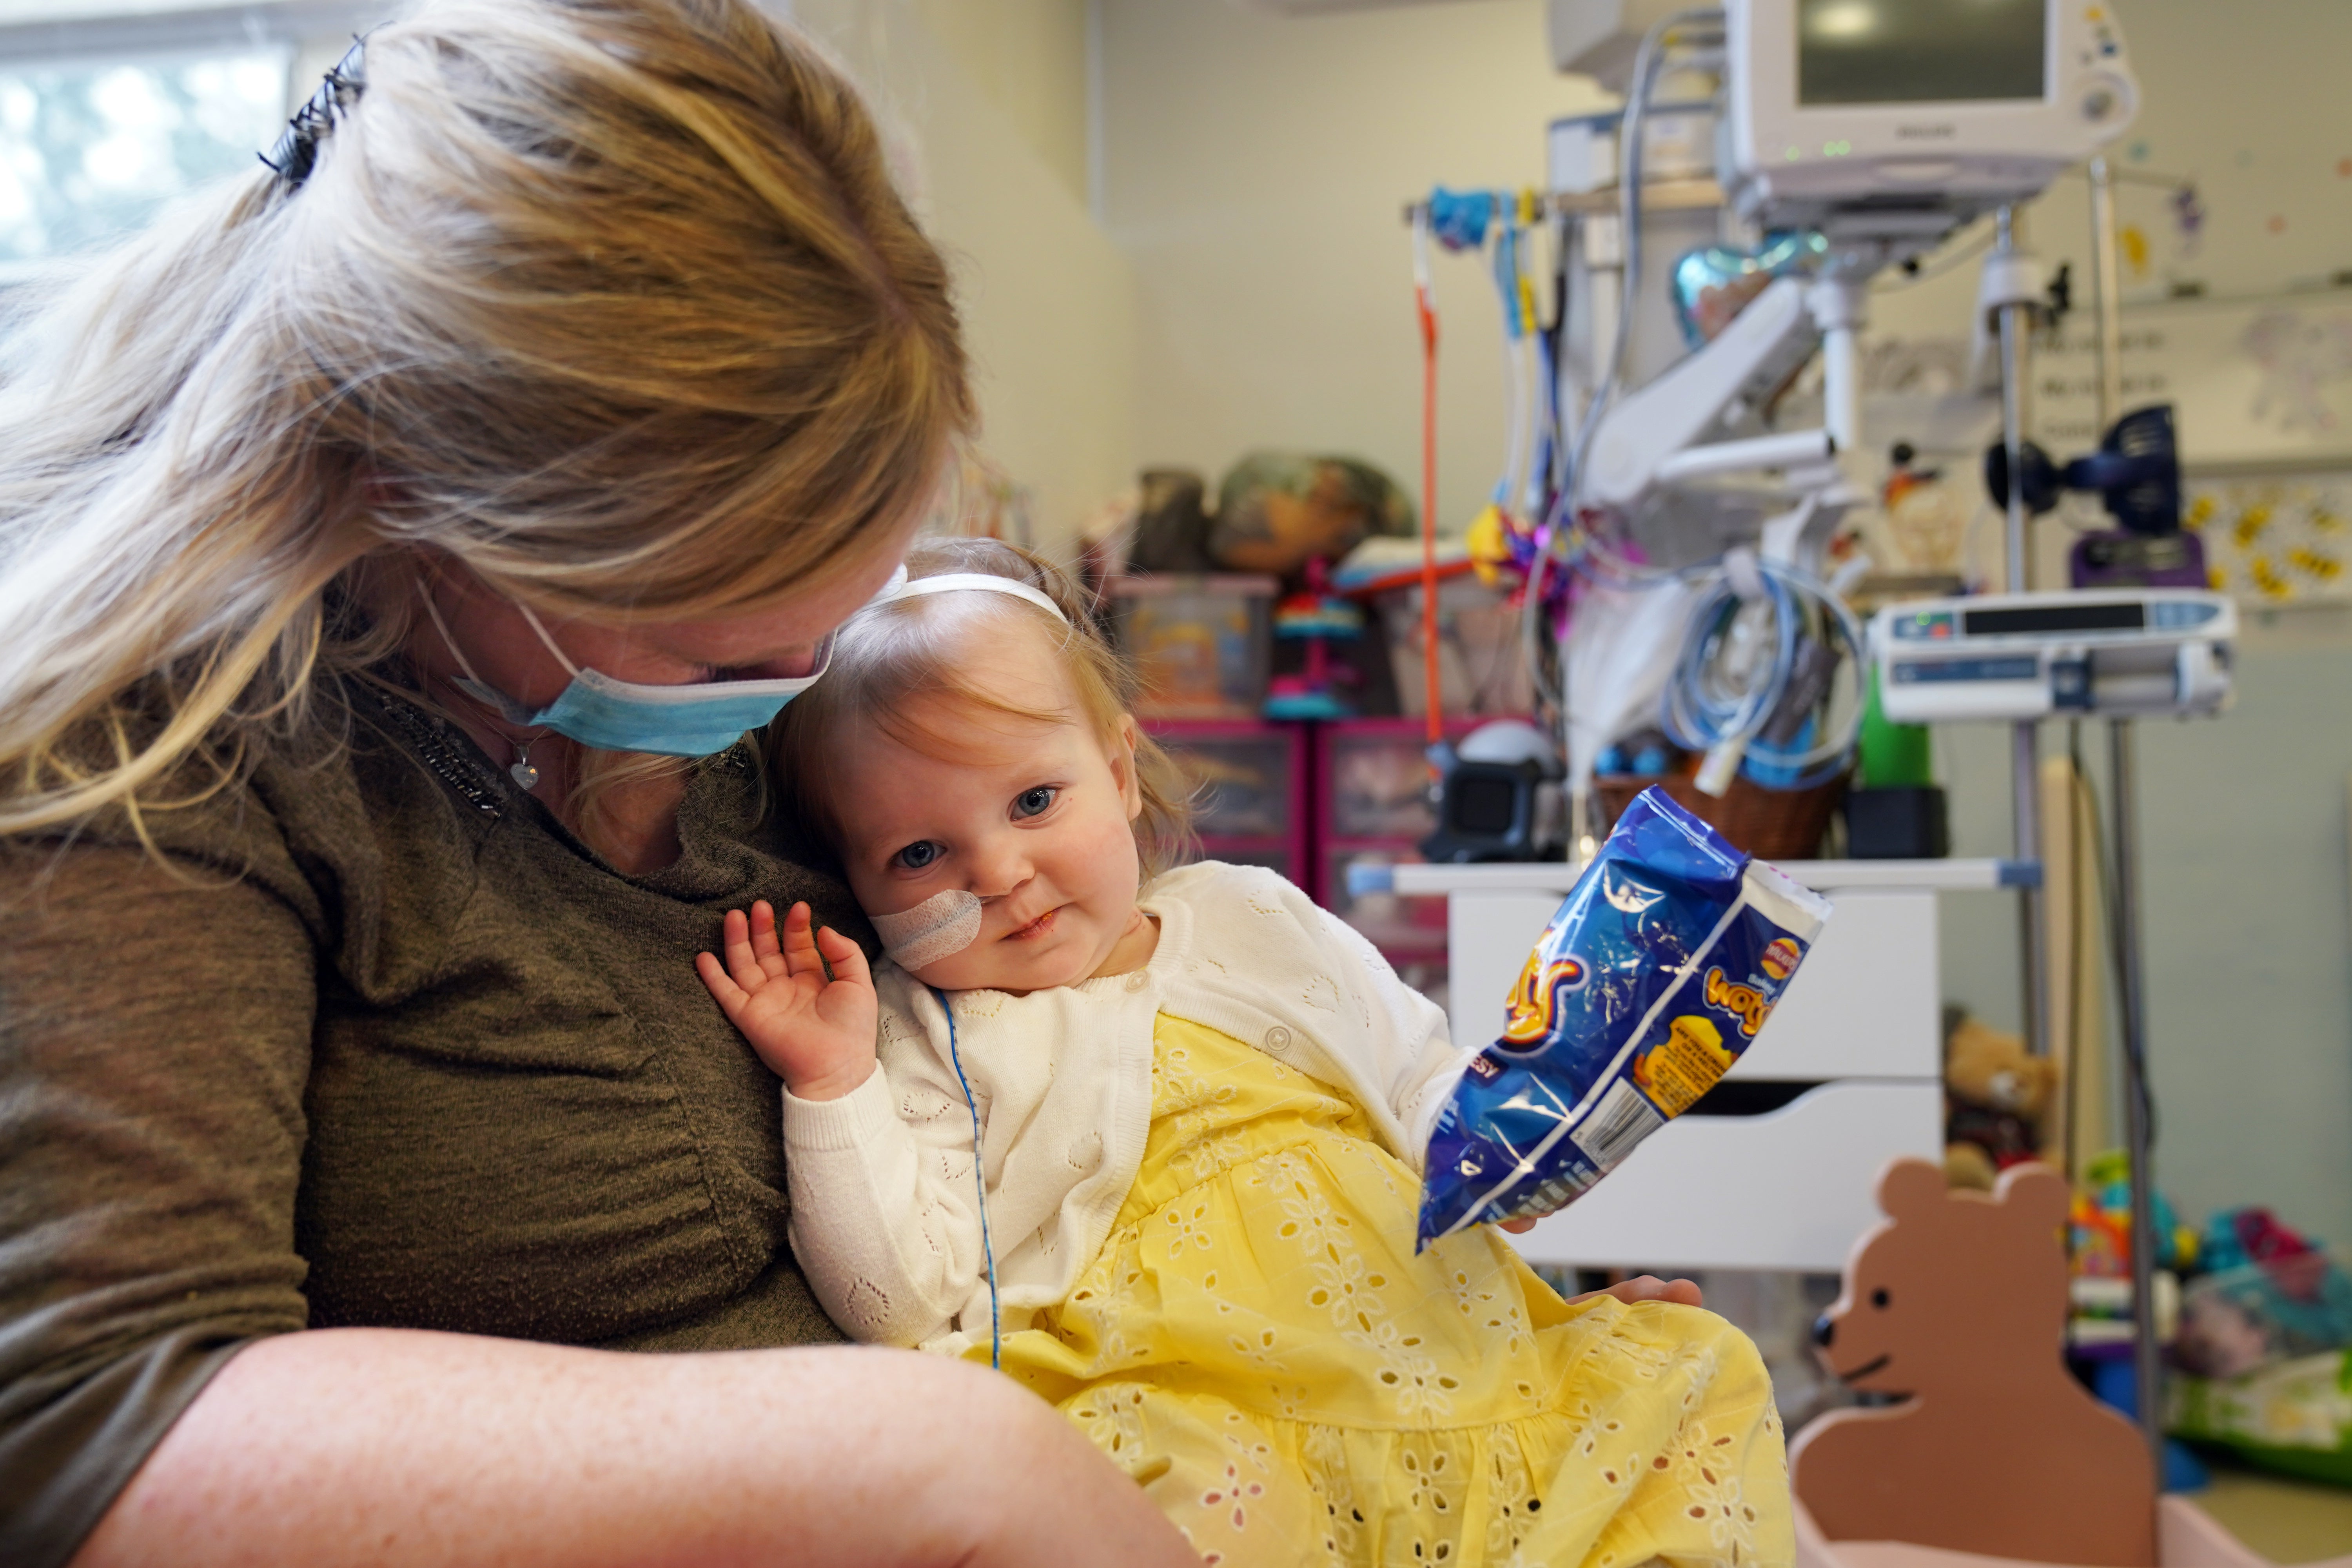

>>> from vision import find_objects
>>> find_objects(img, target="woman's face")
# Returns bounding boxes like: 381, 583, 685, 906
411, 520, 917, 719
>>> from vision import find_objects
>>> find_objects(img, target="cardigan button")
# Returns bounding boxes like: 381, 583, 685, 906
1124, 971, 1149, 993
1265, 1026, 1292, 1051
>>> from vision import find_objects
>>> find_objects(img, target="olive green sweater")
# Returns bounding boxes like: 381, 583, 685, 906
0, 677, 865, 1568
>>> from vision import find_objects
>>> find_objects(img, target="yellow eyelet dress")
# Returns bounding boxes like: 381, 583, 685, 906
980, 1015, 1795, 1568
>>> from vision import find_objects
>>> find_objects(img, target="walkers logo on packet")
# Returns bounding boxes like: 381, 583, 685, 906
1417, 786, 1832, 1249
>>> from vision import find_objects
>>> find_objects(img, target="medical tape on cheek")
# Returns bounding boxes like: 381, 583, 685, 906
871, 889, 984, 971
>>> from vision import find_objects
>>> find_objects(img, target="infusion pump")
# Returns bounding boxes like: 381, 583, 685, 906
1873, 590, 2236, 723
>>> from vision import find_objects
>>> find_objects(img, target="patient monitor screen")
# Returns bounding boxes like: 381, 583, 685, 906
1797, 0, 2046, 105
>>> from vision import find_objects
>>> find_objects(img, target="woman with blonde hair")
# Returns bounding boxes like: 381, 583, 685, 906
0, 2, 1192, 1563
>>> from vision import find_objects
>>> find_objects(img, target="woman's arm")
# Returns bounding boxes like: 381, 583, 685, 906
0, 843, 318, 1567
77, 1329, 1195, 1568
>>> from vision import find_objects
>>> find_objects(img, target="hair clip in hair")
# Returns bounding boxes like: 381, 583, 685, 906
261, 34, 369, 189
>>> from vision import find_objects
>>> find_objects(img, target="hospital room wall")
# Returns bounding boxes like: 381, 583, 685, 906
1097, 0, 1610, 534
784, 0, 1135, 556
1099, 0, 2352, 1247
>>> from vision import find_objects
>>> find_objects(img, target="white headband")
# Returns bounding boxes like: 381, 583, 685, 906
886, 570, 1069, 624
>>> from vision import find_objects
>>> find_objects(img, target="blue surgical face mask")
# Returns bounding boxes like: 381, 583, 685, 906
417, 583, 858, 758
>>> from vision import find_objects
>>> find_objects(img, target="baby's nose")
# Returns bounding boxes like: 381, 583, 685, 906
967, 839, 1034, 899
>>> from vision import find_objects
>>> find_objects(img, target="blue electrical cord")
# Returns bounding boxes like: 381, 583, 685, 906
1665, 569, 1800, 749
1660, 557, 1865, 788
930, 985, 1001, 1370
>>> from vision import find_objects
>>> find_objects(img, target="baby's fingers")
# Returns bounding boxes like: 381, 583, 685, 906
748, 900, 790, 977
719, 908, 771, 994
779, 902, 824, 979
695, 950, 749, 1016
813, 922, 872, 990
1568, 1274, 1705, 1310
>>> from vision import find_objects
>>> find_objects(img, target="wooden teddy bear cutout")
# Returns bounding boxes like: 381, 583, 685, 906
1792, 1159, 2156, 1566
1792, 1157, 2352, 1568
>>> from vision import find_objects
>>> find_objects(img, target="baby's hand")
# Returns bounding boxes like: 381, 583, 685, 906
697, 900, 878, 1102
1568, 1274, 1705, 1310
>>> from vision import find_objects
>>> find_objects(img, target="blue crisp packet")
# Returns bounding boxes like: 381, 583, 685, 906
1417, 786, 1831, 1248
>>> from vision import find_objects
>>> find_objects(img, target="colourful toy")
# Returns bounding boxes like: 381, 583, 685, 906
2176, 1210, 2352, 1380
1262, 557, 1364, 720
2074, 1150, 2198, 1276
2071, 1188, 2135, 1280
2169, 1348, 2352, 1490
1463, 501, 1533, 590
2203, 1205, 2321, 1275
2164, 1191, 2352, 1493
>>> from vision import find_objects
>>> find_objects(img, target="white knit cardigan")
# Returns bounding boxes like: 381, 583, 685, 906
780, 860, 1470, 1354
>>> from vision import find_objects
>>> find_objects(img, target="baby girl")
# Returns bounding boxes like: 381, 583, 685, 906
698, 538, 1792, 1568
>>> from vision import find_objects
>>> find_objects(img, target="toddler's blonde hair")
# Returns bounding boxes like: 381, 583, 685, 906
0, 0, 971, 844
770, 538, 1196, 880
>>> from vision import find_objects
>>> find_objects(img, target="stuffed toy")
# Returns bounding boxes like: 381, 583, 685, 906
1941, 1007, 2058, 1191
1206, 452, 1415, 579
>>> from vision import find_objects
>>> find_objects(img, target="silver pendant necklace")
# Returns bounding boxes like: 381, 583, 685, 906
414, 581, 549, 795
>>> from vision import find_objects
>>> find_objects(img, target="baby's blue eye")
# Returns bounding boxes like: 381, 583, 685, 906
892, 840, 944, 870
1013, 786, 1056, 819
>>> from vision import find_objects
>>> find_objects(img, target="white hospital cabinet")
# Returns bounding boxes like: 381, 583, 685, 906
1368, 858, 2033, 1274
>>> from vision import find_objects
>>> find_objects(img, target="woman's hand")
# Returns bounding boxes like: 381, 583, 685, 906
697, 900, 878, 1101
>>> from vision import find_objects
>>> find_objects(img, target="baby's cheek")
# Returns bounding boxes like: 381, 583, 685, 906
1072, 811, 1143, 896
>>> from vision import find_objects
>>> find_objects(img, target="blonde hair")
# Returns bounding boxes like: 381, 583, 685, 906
0, 0, 972, 843
769, 537, 1196, 879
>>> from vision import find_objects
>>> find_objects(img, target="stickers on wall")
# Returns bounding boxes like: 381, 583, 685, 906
2188, 474, 2350, 606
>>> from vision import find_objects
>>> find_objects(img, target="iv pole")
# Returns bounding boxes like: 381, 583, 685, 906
1989, 207, 2050, 1061
2086, 154, 2167, 1468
